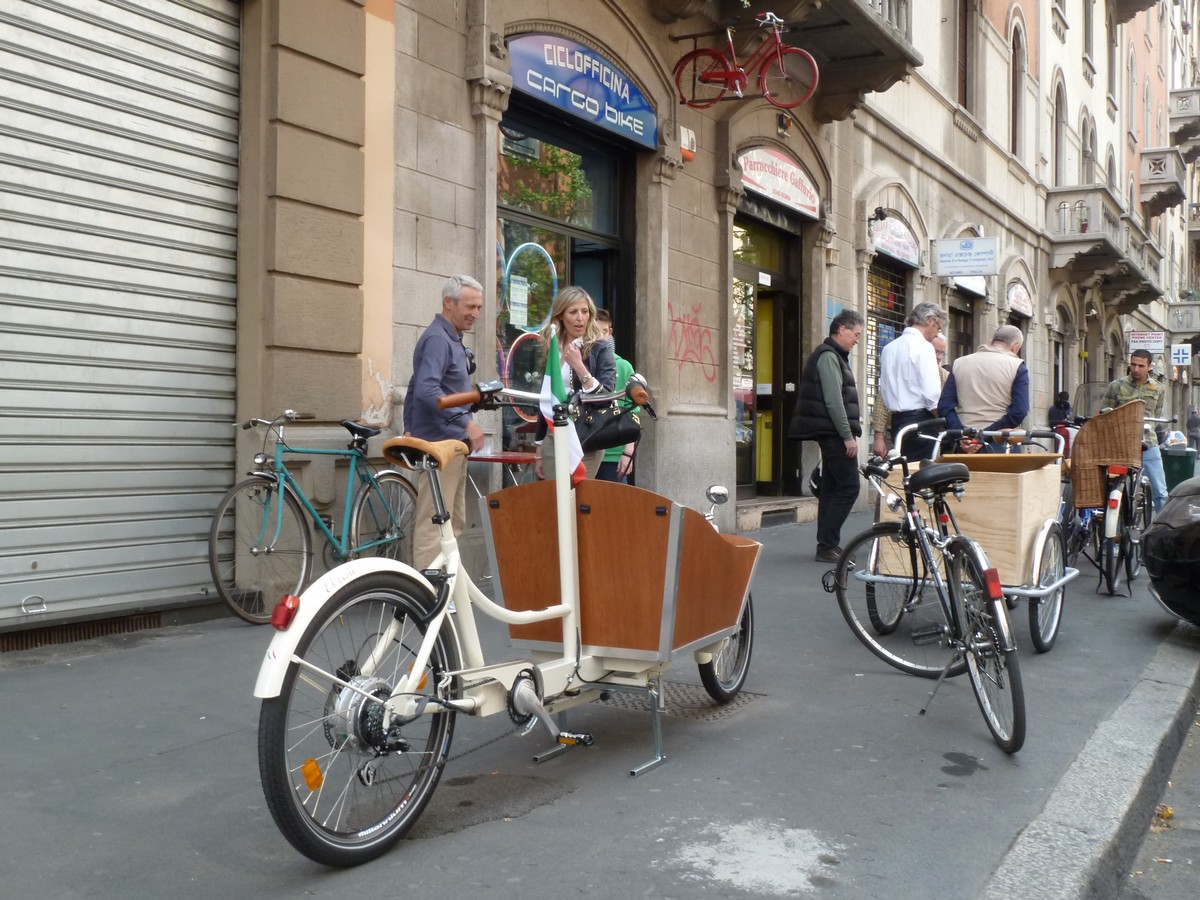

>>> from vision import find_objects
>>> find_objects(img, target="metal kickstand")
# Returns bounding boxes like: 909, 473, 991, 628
920, 652, 965, 717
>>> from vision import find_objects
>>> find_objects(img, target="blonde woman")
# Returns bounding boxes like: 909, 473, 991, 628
533, 286, 616, 480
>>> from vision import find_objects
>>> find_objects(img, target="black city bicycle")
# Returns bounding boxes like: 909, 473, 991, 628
827, 444, 1026, 753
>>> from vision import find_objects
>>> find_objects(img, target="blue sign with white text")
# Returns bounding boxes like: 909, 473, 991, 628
508, 34, 658, 150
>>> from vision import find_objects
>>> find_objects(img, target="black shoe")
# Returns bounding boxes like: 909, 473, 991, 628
814, 546, 842, 563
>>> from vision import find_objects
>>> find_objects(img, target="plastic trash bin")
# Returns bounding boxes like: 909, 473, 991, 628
1163, 446, 1198, 493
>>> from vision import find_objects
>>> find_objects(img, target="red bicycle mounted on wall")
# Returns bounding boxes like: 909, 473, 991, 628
673, 12, 819, 111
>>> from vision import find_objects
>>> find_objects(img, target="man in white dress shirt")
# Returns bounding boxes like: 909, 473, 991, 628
877, 301, 947, 462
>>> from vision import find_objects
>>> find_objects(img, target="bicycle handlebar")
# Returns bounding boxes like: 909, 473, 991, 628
437, 389, 481, 410
436, 375, 657, 419
239, 410, 314, 429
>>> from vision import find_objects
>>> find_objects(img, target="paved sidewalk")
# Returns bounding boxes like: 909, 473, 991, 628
979, 620, 1200, 899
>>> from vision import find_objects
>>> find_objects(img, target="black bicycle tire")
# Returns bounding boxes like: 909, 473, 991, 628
1126, 479, 1152, 582
350, 470, 418, 566
208, 477, 312, 624
698, 594, 754, 703
258, 572, 458, 867
834, 522, 966, 679
948, 539, 1026, 753
1028, 522, 1065, 653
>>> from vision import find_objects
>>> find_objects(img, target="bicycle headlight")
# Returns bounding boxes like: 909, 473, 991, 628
253, 453, 268, 466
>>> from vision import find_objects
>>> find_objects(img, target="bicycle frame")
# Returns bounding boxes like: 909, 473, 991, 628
254, 440, 400, 560
706, 19, 790, 95
254, 380, 742, 773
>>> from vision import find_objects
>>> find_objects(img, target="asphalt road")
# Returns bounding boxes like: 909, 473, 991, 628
1, 510, 1195, 899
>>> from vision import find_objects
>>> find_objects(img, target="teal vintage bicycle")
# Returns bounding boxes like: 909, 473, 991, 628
207, 410, 417, 624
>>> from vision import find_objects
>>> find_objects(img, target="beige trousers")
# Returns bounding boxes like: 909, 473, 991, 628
412, 453, 468, 570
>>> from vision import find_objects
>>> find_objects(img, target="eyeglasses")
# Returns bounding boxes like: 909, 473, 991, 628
464, 346, 476, 375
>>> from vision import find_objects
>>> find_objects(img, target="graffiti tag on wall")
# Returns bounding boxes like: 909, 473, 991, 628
668, 301, 718, 382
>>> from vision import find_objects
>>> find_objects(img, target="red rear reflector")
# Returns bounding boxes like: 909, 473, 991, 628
1107, 465, 1128, 476
1108, 497, 1120, 509
271, 594, 300, 630
983, 568, 1004, 601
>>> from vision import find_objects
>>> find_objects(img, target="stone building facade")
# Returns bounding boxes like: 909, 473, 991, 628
4, 0, 1196, 629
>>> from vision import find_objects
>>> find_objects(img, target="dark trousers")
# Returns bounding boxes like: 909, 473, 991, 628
816, 435, 860, 550
890, 409, 935, 462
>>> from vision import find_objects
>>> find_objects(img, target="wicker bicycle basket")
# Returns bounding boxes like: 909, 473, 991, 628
1070, 399, 1145, 509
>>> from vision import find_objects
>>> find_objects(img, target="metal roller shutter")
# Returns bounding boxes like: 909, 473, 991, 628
0, 0, 240, 627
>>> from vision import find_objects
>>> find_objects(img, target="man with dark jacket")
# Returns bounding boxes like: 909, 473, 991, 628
789, 309, 863, 562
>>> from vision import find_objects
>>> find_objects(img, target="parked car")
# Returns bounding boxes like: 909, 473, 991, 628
1142, 475, 1200, 627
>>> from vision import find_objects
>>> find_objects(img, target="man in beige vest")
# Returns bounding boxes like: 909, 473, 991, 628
938, 324, 1030, 453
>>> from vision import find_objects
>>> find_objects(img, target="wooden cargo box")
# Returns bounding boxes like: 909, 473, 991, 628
883, 453, 1061, 585
481, 479, 760, 661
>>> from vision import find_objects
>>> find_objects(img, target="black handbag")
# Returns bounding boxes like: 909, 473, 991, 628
575, 403, 642, 453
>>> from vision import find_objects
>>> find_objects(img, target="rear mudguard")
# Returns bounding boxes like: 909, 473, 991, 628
252, 558, 443, 699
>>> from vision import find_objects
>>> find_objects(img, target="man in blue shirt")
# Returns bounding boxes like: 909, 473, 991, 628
403, 275, 485, 568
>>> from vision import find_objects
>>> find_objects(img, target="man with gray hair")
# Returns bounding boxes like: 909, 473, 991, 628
938, 324, 1030, 453
877, 301, 947, 461
404, 274, 486, 569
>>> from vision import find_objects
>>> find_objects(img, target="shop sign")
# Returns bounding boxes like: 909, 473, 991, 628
953, 275, 987, 297
508, 34, 657, 149
737, 147, 820, 219
1129, 331, 1166, 353
931, 237, 998, 276
1171, 343, 1192, 367
1006, 281, 1034, 317
871, 217, 920, 267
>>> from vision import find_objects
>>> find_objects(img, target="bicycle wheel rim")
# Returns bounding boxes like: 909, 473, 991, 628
674, 49, 728, 109
210, 479, 311, 624
1029, 523, 1065, 653
351, 472, 417, 567
258, 576, 457, 866
1126, 488, 1150, 581
759, 47, 818, 109
951, 551, 1025, 752
698, 595, 754, 702
835, 523, 965, 679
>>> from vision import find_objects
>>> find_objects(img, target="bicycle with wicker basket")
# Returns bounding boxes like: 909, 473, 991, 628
673, 12, 819, 110
1061, 397, 1160, 595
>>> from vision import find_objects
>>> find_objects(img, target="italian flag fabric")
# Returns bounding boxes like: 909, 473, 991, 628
539, 334, 587, 485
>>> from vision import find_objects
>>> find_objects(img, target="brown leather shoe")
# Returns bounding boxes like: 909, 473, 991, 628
814, 546, 842, 563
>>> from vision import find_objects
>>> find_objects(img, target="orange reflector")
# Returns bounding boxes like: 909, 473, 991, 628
271, 594, 300, 630
301, 757, 323, 790
983, 567, 1004, 601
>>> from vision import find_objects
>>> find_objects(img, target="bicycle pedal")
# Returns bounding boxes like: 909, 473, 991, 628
557, 730, 594, 747
910, 624, 944, 645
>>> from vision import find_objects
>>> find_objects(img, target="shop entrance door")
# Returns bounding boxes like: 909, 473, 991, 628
732, 219, 802, 499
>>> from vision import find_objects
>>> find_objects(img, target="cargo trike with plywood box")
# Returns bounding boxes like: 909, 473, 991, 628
874, 425, 1078, 655
251, 378, 760, 867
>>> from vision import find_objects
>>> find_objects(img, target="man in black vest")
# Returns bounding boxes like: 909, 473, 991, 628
789, 309, 863, 562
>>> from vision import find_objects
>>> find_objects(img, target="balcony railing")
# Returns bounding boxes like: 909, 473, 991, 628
1047, 185, 1123, 245
1170, 87, 1200, 143
867, 0, 911, 41
1139, 147, 1186, 217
